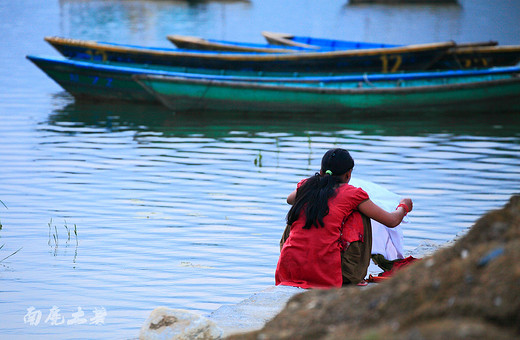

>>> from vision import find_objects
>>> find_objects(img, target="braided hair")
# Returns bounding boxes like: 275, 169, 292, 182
287, 148, 355, 229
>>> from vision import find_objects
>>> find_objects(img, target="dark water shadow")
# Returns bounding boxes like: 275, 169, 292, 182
45, 97, 520, 138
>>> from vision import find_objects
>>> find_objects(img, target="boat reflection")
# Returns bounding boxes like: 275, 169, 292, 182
58, 0, 252, 44
46, 95, 520, 138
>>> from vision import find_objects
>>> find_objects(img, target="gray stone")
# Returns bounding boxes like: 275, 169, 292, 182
139, 307, 223, 340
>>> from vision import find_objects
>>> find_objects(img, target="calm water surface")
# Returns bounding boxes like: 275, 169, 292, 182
1, 0, 519, 339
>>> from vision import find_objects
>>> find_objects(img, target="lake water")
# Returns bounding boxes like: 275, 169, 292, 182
1, 0, 519, 339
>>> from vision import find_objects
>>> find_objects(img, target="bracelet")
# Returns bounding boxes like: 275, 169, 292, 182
396, 203, 409, 215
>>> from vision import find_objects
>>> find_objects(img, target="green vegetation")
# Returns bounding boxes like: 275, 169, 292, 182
47, 218, 78, 248
0, 199, 6, 229
0, 200, 21, 265
48, 218, 78, 250
48, 219, 78, 265
0, 244, 22, 263
254, 150, 263, 167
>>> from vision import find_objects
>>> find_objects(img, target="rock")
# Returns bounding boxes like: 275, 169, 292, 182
139, 286, 304, 340
227, 195, 520, 339
139, 307, 223, 340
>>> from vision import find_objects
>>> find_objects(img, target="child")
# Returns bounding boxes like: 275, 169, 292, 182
276, 148, 412, 288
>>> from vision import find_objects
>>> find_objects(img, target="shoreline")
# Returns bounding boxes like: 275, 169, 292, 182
225, 195, 520, 339
139, 237, 454, 339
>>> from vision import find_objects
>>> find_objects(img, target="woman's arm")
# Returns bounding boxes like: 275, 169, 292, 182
358, 198, 413, 228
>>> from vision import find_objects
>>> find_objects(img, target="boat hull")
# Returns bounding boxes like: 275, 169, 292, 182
432, 45, 520, 70
29, 55, 468, 103
44, 36, 454, 73
135, 74, 520, 113
27, 55, 158, 102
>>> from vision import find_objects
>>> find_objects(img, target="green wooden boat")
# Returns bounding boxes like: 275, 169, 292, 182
28, 54, 434, 103
44, 36, 454, 73
29, 54, 443, 102
133, 67, 520, 113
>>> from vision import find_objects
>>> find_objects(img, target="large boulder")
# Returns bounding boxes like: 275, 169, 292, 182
228, 195, 520, 339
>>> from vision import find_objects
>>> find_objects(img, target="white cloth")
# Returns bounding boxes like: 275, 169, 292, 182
371, 221, 404, 260
350, 178, 407, 260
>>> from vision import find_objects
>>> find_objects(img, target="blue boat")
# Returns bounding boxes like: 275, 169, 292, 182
167, 34, 397, 52
262, 31, 520, 70
261, 31, 493, 51
170, 32, 520, 70
44, 36, 454, 73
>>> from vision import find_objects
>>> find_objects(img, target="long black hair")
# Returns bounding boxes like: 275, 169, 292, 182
286, 148, 355, 229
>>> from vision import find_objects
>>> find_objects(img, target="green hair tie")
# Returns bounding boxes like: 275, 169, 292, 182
325, 170, 333, 176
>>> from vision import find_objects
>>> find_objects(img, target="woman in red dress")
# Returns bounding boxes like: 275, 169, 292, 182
275, 148, 412, 288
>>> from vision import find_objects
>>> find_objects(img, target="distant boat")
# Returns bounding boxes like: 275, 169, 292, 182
262, 31, 520, 70
44, 36, 454, 73
167, 34, 398, 53
134, 66, 520, 113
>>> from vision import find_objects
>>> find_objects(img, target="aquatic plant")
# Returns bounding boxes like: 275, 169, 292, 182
48, 219, 79, 259
74, 223, 78, 246
0, 244, 22, 264
0, 199, 7, 229
0, 200, 22, 265
254, 150, 263, 167
64, 222, 70, 242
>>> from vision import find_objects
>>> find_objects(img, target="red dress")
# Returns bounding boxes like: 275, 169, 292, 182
275, 181, 369, 288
